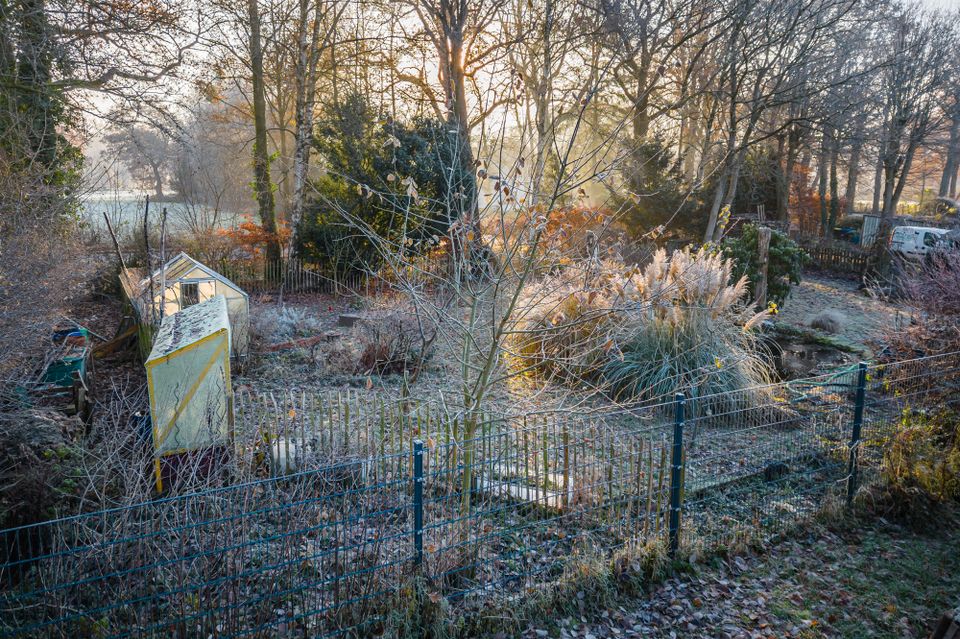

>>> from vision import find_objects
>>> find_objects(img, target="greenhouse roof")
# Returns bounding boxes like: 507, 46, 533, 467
147, 295, 230, 362
141, 252, 248, 299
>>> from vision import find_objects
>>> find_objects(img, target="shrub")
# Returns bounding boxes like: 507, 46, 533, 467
250, 305, 325, 344
219, 219, 290, 258
722, 224, 808, 306
297, 92, 460, 276
508, 268, 615, 382
356, 309, 436, 377
616, 139, 701, 240
509, 247, 773, 405
808, 309, 847, 334
885, 249, 960, 359
883, 409, 960, 503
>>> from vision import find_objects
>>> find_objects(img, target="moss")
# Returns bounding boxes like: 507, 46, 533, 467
766, 520, 960, 638
770, 321, 864, 354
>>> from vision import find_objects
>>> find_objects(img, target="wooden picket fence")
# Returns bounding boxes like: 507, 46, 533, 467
217, 257, 445, 296
233, 389, 671, 527
800, 242, 869, 276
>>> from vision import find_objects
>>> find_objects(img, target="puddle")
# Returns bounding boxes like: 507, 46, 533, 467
772, 337, 850, 379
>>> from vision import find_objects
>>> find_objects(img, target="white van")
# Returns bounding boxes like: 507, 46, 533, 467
889, 226, 950, 259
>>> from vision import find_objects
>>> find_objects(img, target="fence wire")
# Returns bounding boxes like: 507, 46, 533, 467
2, 352, 959, 637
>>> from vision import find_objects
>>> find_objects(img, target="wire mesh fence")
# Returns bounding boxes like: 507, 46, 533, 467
2, 351, 959, 637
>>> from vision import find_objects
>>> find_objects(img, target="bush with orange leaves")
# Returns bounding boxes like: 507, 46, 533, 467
482, 205, 620, 274
218, 218, 291, 259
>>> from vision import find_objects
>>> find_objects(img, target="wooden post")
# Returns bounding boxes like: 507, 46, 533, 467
755, 226, 772, 308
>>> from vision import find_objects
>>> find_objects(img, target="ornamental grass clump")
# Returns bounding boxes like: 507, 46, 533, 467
508, 247, 774, 406
603, 247, 773, 406
508, 268, 617, 383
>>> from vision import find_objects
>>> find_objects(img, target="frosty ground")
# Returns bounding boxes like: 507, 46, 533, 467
518, 515, 958, 639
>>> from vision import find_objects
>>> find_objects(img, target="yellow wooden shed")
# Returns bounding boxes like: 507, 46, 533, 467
146, 295, 232, 491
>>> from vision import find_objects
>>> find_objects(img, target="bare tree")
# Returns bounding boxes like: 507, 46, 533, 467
288, 0, 348, 246
406, 0, 514, 228
702, 0, 859, 242
246, 0, 282, 261
104, 125, 174, 198
875, 5, 955, 221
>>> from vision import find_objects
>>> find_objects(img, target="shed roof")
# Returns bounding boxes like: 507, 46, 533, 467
141, 252, 248, 299
147, 295, 231, 362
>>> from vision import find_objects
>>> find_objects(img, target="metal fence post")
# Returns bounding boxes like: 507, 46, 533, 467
413, 440, 424, 566
846, 362, 868, 506
668, 393, 685, 558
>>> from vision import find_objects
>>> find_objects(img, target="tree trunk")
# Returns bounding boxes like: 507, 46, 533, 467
844, 134, 862, 212
705, 144, 746, 244
880, 135, 900, 221
818, 129, 829, 235
247, 0, 281, 263
703, 105, 738, 243
704, 168, 728, 242
872, 104, 890, 217
871, 152, 884, 217
939, 113, 960, 199
777, 124, 800, 223
632, 62, 652, 142
289, 0, 325, 254
716, 157, 744, 241
890, 136, 919, 213
151, 163, 165, 199
828, 138, 840, 231
530, 0, 555, 205
440, 19, 478, 271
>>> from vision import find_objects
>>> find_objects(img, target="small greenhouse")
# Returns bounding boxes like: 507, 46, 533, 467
146, 295, 233, 492
122, 252, 249, 357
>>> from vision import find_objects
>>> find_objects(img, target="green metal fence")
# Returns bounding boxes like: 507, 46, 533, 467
1, 351, 958, 637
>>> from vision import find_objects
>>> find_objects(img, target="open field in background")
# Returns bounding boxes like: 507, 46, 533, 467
80, 193, 246, 234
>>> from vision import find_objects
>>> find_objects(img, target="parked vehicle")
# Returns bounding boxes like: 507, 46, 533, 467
889, 225, 950, 259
